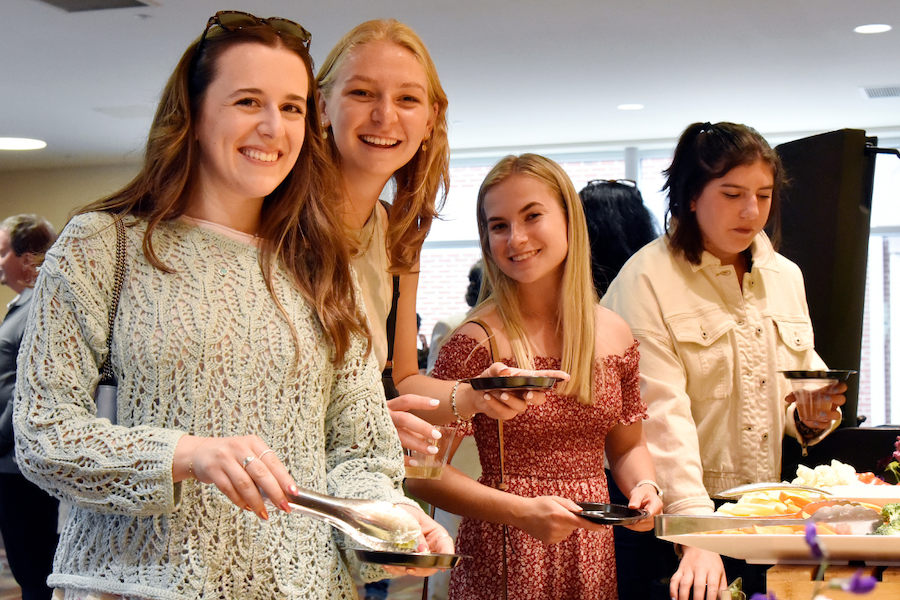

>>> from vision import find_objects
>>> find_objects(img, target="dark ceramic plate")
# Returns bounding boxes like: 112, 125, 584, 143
350, 548, 466, 568
780, 370, 857, 380
468, 376, 563, 391
576, 503, 649, 525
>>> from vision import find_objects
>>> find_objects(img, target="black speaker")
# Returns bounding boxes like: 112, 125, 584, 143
774, 129, 877, 429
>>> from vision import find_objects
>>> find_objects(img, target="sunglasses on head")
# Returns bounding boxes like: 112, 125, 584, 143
586, 179, 637, 188
197, 10, 312, 54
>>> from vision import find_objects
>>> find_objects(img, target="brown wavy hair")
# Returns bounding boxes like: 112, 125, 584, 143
316, 19, 450, 273
78, 22, 367, 364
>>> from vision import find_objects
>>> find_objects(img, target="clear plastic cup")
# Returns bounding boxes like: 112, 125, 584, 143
781, 370, 855, 427
791, 377, 838, 424
404, 425, 456, 480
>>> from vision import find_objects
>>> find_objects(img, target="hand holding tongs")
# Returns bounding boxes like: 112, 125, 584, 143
266, 487, 421, 552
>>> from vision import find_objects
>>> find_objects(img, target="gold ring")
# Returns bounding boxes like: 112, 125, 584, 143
242, 455, 255, 469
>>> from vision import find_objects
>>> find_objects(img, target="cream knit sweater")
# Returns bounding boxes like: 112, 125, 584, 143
14, 212, 411, 599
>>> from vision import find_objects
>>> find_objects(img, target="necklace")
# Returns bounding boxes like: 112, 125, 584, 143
351, 210, 378, 258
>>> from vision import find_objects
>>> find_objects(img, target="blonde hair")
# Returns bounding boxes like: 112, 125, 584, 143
475, 154, 597, 404
316, 19, 450, 273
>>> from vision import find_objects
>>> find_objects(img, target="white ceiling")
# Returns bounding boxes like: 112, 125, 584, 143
1, 0, 898, 172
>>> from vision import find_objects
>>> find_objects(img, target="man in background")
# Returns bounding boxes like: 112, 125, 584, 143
0, 214, 58, 600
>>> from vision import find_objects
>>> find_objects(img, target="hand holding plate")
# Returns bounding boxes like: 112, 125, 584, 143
465, 363, 568, 421
623, 485, 664, 532
511, 495, 600, 544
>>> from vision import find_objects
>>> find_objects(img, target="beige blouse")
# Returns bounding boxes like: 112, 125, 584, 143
350, 204, 393, 371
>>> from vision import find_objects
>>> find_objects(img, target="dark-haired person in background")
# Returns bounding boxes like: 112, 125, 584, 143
601, 122, 844, 600
579, 179, 659, 296
0, 214, 58, 600
579, 180, 661, 600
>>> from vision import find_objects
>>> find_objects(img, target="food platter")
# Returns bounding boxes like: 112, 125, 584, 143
576, 503, 649, 525
655, 533, 900, 565
349, 548, 466, 568
468, 376, 563, 391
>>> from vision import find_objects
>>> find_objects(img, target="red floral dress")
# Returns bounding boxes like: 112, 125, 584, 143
433, 334, 646, 600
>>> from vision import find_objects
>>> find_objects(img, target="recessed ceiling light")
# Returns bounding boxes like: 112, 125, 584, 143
617, 104, 644, 111
0, 137, 47, 150
854, 24, 892, 34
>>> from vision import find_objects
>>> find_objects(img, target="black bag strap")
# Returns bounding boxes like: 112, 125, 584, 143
98, 217, 126, 383
379, 199, 401, 365
385, 274, 400, 364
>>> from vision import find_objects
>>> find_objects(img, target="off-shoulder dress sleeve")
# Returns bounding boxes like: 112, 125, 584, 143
614, 341, 647, 425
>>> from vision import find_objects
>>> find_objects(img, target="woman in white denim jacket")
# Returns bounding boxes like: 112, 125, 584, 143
601, 122, 845, 600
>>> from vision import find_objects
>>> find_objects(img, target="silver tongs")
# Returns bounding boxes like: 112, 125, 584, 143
713, 482, 832, 499
656, 513, 810, 536
655, 501, 883, 537
273, 487, 421, 552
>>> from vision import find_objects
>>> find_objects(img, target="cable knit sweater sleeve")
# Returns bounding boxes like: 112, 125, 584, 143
322, 284, 418, 583
324, 348, 409, 503
14, 213, 185, 515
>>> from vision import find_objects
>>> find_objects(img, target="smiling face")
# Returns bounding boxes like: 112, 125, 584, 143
483, 174, 569, 289
691, 158, 774, 265
193, 42, 309, 225
319, 40, 436, 187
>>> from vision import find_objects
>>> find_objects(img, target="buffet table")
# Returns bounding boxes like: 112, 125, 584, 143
656, 481, 900, 597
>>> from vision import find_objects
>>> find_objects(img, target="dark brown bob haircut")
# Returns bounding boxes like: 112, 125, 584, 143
663, 121, 785, 264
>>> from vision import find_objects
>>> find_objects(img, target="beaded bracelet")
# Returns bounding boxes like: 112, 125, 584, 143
450, 380, 472, 421
635, 479, 662, 497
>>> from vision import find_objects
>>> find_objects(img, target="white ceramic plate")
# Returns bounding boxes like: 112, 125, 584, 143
657, 533, 900, 565
823, 485, 900, 507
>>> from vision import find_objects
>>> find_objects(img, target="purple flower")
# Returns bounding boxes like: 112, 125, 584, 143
805, 522, 824, 559
749, 593, 777, 600
841, 568, 877, 593
893, 435, 900, 461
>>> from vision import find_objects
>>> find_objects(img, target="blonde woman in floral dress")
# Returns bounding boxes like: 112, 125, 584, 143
407, 154, 663, 600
